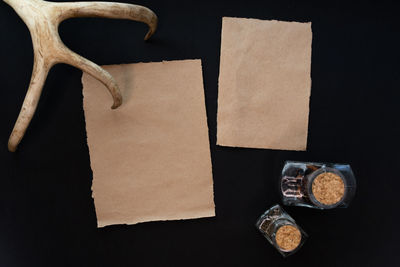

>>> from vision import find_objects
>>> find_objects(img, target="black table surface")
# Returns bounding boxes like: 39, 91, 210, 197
1, 0, 399, 266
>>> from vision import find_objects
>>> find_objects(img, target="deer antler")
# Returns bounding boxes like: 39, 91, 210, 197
3, 0, 158, 152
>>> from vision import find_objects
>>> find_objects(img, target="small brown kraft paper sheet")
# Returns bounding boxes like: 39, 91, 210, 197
82, 60, 215, 227
217, 17, 312, 150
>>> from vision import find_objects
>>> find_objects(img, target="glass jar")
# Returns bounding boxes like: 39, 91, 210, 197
256, 204, 307, 257
280, 161, 356, 209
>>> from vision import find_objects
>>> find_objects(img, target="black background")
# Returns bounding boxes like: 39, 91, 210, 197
1, 0, 399, 266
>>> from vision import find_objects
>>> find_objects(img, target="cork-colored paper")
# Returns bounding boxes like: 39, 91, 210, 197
217, 17, 312, 150
82, 60, 215, 227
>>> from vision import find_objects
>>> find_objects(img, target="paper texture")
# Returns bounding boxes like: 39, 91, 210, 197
82, 60, 215, 227
217, 17, 312, 150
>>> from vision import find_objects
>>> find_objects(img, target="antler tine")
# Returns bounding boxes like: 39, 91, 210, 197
8, 55, 51, 152
60, 47, 122, 109
53, 1, 158, 41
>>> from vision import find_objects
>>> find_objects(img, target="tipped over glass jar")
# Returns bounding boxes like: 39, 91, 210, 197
280, 161, 356, 209
256, 204, 307, 257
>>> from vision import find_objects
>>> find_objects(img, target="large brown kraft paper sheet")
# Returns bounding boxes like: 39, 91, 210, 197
82, 60, 215, 227
217, 17, 312, 150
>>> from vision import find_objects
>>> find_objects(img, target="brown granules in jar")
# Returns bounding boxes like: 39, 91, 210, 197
275, 225, 301, 251
312, 172, 345, 205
